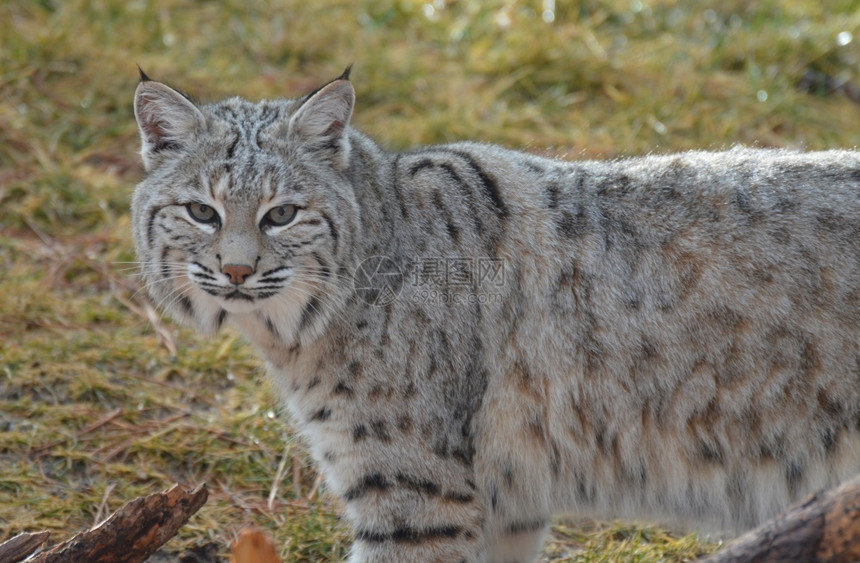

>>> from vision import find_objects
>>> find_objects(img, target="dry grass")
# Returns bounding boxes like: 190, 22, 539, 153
1, 0, 858, 560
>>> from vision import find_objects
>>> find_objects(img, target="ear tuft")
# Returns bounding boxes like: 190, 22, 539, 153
338, 64, 353, 81
137, 66, 151, 83
288, 77, 355, 168
134, 79, 206, 170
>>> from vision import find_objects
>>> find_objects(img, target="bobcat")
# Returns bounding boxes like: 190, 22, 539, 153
132, 68, 860, 562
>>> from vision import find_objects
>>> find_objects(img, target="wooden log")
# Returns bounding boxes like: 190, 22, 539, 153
0, 531, 51, 563
702, 474, 860, 562
27, 483, 208, 563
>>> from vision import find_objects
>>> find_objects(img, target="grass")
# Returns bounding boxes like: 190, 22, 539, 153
1, 0, 858, 560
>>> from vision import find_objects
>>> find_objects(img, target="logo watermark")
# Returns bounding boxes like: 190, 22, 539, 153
353, 255, 404, 306
411, 288, 503, 306
354, 256, 506, 306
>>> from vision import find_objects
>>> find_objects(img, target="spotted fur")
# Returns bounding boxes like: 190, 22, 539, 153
132, 70, 860, 562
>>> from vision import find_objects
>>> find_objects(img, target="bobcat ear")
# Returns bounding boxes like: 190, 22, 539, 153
288, 75, 355, 168
134, 76, 206, 171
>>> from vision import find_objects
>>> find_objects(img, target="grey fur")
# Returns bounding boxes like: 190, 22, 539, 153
132, 72, 860, 562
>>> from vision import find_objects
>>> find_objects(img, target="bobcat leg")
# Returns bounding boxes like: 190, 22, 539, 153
346, 528, 485, 563
342, 470, 487, 563
485, 519, 549, 563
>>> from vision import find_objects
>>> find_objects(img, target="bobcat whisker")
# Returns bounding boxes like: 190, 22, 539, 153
112, 261, 189, 278
132, 273, 192, 302
154, 281, 199, 318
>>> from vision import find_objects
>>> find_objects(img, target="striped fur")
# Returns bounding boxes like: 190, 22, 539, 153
133, 71, 860, 562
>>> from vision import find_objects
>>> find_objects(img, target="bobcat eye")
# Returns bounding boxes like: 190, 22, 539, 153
186, 202, 220, 224
262, 205, 298, 229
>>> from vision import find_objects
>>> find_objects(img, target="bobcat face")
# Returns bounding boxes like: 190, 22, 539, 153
151, 159, 315, 317
131, 70, 357, 339
180, 197, 300, 314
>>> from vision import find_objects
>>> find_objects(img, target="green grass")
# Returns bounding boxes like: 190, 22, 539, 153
1, 0, 858, 560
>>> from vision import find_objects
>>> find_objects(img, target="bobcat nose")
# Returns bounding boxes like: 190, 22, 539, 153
222, 263, 255, 285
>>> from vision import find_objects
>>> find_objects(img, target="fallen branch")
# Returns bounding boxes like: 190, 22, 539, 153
22, 483, 208, 563
0, 531, 51, 563
702, 474, 860, 562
